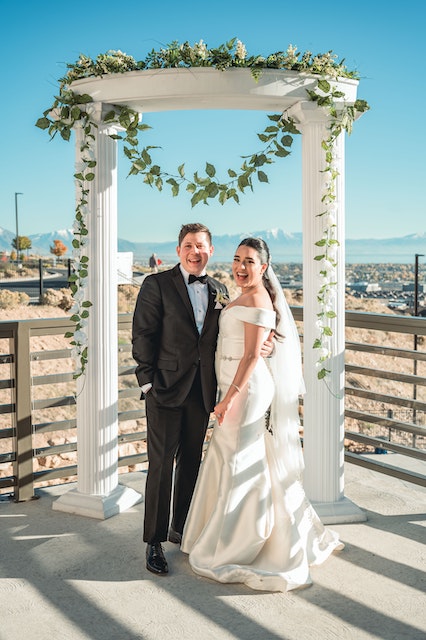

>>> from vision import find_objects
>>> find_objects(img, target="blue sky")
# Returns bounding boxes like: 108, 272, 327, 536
0, 0, 425, 244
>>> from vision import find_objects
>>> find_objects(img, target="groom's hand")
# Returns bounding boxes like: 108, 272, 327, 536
260, 331, 275, 358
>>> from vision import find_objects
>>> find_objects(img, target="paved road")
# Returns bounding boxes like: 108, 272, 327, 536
0, 269, 70, 299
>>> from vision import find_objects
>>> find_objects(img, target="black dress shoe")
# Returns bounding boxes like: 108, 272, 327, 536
168, 528, 182, 545
146, 543, 168, 575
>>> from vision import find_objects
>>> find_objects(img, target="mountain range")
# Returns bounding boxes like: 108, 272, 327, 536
1, 226, 425, 264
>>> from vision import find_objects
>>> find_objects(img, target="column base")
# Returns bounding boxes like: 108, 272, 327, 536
52, 483, 142, 520
312, 496, 367, 524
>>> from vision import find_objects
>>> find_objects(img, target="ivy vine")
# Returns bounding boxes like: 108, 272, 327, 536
36, 39, 369, 380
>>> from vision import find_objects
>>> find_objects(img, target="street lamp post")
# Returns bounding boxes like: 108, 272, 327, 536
413, 253, 424, 431
14, 192, 23, 264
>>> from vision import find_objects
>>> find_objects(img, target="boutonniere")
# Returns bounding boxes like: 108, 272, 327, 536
214, 290, 230, 309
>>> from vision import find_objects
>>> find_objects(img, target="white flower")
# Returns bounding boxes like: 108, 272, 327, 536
236, 40, 247, 60
194, 40, 208, 60
73, 330, 87, 344
214, 291, 229, 306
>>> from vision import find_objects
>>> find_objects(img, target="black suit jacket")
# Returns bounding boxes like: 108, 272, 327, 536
132, 264, 229, 412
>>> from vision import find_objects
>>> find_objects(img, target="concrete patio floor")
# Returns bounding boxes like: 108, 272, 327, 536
0, 462, 425, 640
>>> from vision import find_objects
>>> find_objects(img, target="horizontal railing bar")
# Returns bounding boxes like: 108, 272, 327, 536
345, 386, 426, 411
0, 452, 15, 463
31, 372, 75, 386
345, 431, 426, 460
0, 354, 13, 364
34, 442, 77, 457
118, 315, 133, 329
345, 310, 426, 335
33, 419, 76, 433
345, 409, 426, 436
118, 431, 146, 444
0, 378, 14, 390
32, 395, 76, 410
33, 465, 77, 483
118, 410, 145, 422
31, 349, 72, 361
346, 341, 426, 360
345, 451, 426, 487
118, 453, 148, 467
0, 403, 14, 415
0, 476, 15, 490
118, 387, 141, 399
118, 366, 137, 376
0, 427, 14, 439
345, 364, 426, 386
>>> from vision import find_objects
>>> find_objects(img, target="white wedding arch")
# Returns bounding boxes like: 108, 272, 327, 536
51, 64, 366, 523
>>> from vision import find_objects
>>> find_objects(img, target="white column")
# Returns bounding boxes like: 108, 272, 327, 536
54, 104, 141, 519
291, 102, 365, 523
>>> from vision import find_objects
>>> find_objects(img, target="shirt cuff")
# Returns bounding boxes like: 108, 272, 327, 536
141, 383, 152, 394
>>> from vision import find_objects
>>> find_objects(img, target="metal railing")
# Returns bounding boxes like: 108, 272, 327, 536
0, 309, 425, 501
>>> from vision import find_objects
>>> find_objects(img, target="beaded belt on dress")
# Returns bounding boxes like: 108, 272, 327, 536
220, 355, 240, 360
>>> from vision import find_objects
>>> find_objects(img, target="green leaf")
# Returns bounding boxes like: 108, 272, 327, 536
81, 300, 92, 307
85, 172, 95, 181
257, 170, 268, 183
317, 79, 331, 93
280, 135, 293, 148
228, 168, 237, 178
205, 162, 216, 178
35, 117, 50, 130
206, 182, 219, 198
76, 93, 93, 104
178, 163, 185, 177
142, 149, 152, 164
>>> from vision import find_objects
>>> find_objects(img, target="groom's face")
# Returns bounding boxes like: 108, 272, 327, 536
177, 231, 214, 276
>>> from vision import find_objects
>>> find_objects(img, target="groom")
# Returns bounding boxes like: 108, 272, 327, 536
132, 223, 230, 575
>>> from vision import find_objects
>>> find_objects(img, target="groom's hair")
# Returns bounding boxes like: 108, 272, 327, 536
179, 223, 212, 246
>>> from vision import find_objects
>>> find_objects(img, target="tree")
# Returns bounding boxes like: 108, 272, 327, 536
50, 239, 68, 259
12, 235, 32, 259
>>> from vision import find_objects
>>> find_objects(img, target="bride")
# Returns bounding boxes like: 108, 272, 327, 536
181, 237, 343, 592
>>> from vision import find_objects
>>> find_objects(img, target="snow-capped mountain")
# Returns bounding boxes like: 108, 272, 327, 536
0, 227, 425, 263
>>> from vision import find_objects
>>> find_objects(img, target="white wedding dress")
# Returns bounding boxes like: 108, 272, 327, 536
181, 305, 343, 592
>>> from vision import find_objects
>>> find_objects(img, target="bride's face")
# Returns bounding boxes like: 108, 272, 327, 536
232, 245, 267, 289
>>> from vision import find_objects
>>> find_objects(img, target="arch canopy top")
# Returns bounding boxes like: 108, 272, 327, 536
71, 67, 358, 114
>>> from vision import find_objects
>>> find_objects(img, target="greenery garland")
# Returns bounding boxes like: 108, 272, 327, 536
36, 39, 369, 379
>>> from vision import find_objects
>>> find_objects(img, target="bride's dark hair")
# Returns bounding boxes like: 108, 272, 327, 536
237, 237, 283, 339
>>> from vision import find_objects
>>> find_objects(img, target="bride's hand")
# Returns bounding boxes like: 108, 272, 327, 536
260, 330, 275, 358
214, 400, 229, 426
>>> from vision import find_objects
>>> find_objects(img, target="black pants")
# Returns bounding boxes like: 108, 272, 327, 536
143, 370, 210, 543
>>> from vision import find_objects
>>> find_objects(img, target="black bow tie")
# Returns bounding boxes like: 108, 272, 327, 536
188, 274, 208, 284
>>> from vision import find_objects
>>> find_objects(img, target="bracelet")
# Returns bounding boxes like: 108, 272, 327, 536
231, 383, 241, 393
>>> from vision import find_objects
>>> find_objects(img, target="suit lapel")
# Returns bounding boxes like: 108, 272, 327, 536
172, 265, 198, 329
